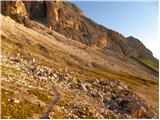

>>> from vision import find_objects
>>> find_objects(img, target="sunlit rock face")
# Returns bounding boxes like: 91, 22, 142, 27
1, 0, 158, 66
1, 0, 28, 23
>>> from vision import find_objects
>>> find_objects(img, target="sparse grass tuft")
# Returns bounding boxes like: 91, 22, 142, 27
138, 57, 159, 72
27, 89, 48, 102
1, 89, 43, 119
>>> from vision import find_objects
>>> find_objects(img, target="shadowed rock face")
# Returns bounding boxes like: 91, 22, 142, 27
127, 36, 152, 57
0, 0, 157, 61
23, 1, 47, 20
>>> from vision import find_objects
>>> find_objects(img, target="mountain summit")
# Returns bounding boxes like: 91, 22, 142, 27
1, 0, 159, 119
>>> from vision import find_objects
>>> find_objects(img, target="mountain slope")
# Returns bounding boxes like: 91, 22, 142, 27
0, 1, 159, 119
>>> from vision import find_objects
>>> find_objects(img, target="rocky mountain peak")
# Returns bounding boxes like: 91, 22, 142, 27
1, 1, 157, 61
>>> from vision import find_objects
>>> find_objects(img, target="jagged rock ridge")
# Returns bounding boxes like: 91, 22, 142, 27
1, 0, 158, 60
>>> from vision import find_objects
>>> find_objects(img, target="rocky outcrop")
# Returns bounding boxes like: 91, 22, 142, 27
1, 0, 158, 80
1, 0, 158, 67
23, 1, 47, 20
1, 1, 28, 23
126, 36, 154, 59
1, 0, 158, 62
45, 1, 62, 27
1, 0, 109, 49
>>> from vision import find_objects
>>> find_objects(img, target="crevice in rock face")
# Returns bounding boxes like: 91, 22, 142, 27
28, 1, 47, 21
43, 1, 47, 18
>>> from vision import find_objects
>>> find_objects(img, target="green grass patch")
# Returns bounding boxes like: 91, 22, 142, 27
85, 65, 158, 88
27, 89, 48, 102
1, 89, 43, 119
49, 111, 66, 119
138, 57, 159, 73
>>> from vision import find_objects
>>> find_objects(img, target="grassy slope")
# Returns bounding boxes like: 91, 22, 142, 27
1, 15, 159, 118
137, 57, 159, 73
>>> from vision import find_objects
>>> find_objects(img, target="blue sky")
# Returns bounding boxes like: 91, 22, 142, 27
70, 1, 159, 59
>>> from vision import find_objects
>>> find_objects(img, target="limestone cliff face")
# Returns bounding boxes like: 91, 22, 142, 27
1, 0, 158, 64
45, 1, 61, 27
126, 36, 153, 57
1, 1, 28, 23
1, 1, 108, 49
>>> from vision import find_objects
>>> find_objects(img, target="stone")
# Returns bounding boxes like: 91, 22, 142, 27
90, 91, 103, 101
70, 83, 76, 89
14, 98, 20, 103
70, 114, 79, 119
87, 63, 93, 68
103, 95, 111, 103
64, 76, 69, 80
131, 106, 146, 118
53, 73, 57, 78
99, 80, 108, 86
37, 44, 49, 53
77, 83, 87, 92
36, 100, 45, 108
